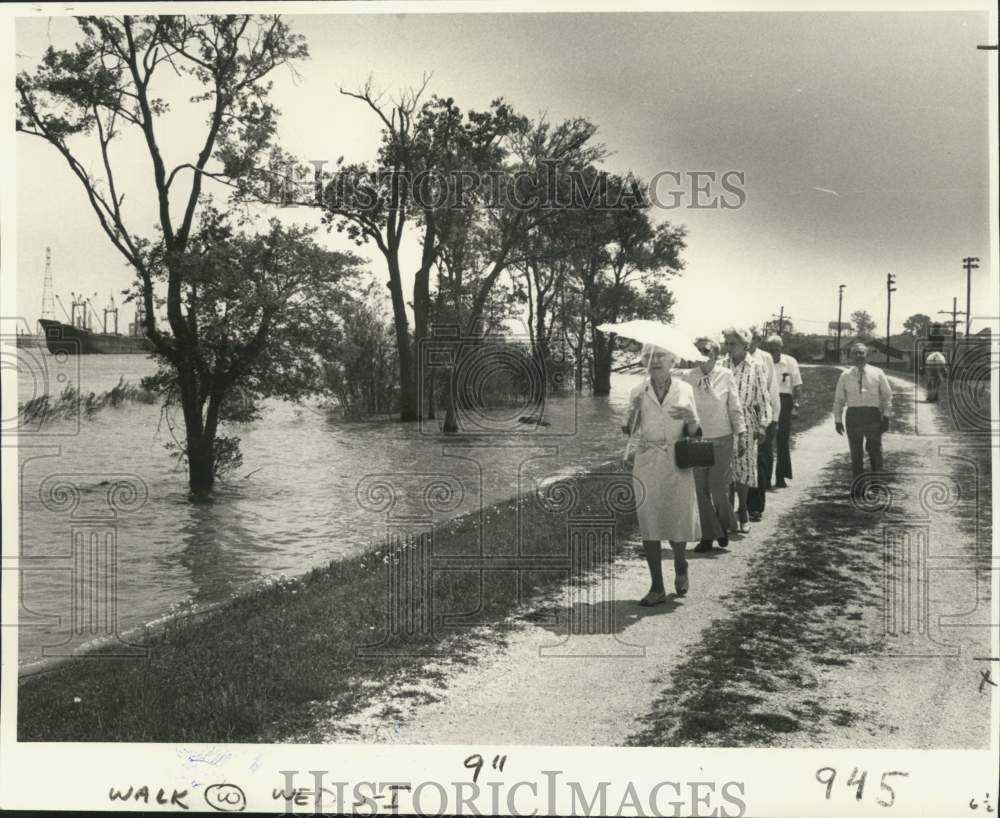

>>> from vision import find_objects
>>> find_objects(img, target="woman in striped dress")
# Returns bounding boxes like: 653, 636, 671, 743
720, 327, 772, 533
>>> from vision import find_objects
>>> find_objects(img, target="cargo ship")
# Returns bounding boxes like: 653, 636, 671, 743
38, 296, 153, 355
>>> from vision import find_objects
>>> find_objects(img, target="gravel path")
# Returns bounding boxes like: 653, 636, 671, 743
303, 371, 992, 747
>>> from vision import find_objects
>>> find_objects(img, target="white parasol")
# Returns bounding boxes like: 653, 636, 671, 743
597, 320, 706, 462
596, 320, 706, 364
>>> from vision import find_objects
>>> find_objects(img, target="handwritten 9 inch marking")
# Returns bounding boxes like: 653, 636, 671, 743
816, 768, 909, 807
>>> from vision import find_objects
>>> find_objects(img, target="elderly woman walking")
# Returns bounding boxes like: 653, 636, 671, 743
720, 327, 772, 534
682, 336, 747, 551
623, 344, 702, 604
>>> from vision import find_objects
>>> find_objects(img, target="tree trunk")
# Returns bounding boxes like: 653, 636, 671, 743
386, 257, 417, 421
427, 367, 436, 420
187, 432, 215, 492
592, 328, 613, 396
442, 366, 459, 433
177, 371, 214, 491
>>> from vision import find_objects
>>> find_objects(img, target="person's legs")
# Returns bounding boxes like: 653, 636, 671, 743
775, 393, 793, 483
642, 540, 665, 595
747, 425, 774, 518
925, 369, 940, 402
693, 464, 720, 546
668, 540, 688, 595
866, 426, 884, 472
845, 408, 867, 478
734, 482, 750, 529
710, 436, 738, 540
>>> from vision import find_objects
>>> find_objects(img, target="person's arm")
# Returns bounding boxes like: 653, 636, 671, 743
685, 401, 702, 437
766, 358, 781, 425
668, 388, 701, 435
833, 373, 846, 425
622, 389, 642, 435
879, 371, 893, 418
791, 359, 803, 404
758, 361, 774, 429
727, 374, 746, 436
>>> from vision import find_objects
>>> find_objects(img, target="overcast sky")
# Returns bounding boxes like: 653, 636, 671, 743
13, 9, 996, 339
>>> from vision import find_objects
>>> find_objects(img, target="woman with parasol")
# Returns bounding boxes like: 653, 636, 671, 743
602, 321, 704, 604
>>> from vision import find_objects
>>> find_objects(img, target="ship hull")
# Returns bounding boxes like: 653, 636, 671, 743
38, 319, 153, 355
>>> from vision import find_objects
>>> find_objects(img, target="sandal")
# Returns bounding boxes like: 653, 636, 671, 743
674, 561, 689, 596
639, 591, 668, 607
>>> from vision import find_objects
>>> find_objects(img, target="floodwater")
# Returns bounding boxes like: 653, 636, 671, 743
12, 350, 642, 667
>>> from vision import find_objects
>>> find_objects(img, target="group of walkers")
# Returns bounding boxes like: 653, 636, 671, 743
622, 328, 895, 607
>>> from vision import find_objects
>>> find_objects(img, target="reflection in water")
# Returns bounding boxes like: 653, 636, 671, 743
16, 352, 640, 666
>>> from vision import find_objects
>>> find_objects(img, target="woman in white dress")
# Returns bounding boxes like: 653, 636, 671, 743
623, 344, 702, 604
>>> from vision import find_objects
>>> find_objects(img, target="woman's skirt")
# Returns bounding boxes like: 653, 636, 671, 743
730, 432, 758, 487
632, 444, 701, 542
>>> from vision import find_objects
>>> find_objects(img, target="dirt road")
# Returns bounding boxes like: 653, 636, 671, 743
302, 372, 994, 747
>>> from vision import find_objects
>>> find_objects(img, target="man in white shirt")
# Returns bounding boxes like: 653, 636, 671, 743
833, 342, 893, 478
767, 335, 803, 488
747, 332, 781, 520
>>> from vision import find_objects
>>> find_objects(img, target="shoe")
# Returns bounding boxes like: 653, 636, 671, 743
717, 537, 729, 548
749, 512, 762, 522
774, 479, 788, 488
739, 522, 751, 534
674, 562, 689, 596
694, 540, 714, 553
639, 590, 668, 607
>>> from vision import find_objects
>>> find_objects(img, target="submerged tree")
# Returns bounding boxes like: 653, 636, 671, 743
137, 210, 363, 478
320, 83, 530, 422
17, 15, 311, 489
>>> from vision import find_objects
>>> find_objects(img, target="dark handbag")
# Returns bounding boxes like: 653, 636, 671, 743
675, 434, 715, 469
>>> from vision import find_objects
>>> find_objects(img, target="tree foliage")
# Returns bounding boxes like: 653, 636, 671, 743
17, 15, 314, 489
851, 309, 877, 337
902, 313, 931, 337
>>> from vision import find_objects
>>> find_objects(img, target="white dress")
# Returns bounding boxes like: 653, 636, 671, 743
626, 378, 702, 542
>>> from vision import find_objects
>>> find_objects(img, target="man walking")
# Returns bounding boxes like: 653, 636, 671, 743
766, 335, 803, 488
923, 350, 947, 402
833, 343, 893, 481
747, 331, 781, 520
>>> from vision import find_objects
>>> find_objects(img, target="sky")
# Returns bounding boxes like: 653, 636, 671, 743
11, 9, 997, 339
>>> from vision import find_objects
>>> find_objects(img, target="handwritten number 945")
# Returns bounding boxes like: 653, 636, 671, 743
816, 768, 909, 807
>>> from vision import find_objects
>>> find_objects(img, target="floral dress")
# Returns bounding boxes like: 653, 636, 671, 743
720, 355, 771, 486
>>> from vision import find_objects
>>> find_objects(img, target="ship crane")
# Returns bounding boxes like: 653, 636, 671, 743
54, 294, 73, 323
102, 292, 120, 335
83, 294, 99, 333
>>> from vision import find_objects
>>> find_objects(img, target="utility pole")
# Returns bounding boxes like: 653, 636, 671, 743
885, 273, 897, 365
770, 307, 791, 336
962, 256, 979, 337
836, 284, 846, 361
938, 298, 966, 358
